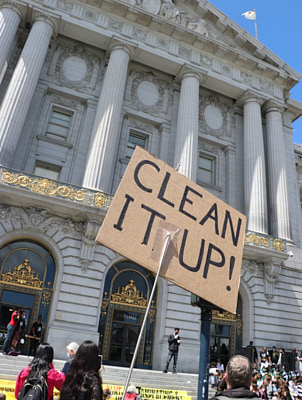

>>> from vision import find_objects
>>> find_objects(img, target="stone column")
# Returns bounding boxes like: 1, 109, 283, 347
0, 15, 56, 166
0, 1, 23, 83
264, 101, 291, 240
225, 144, 236, 208
158, 122, 170, 164
173, 68, 200, 181
241, 92, 268, 234
83, 40, 134, 193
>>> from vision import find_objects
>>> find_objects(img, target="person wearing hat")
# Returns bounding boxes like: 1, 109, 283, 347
62, 342, 79, 374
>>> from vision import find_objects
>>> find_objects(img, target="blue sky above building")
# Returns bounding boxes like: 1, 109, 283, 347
209, 0, 302, 144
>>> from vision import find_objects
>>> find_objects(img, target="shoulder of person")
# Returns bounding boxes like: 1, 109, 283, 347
19, 366, 31, 378
47, 367, 65, 380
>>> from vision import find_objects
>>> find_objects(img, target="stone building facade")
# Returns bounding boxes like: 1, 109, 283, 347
0, 0, 302, 372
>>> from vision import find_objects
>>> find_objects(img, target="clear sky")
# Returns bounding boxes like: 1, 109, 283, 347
208, 0, 302, 144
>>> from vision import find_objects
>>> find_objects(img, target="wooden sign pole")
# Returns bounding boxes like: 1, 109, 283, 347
121, 233, 171, 400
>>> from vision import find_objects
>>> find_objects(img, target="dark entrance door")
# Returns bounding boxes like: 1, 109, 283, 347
210, 323, 231, 367
109, 310, 141, 366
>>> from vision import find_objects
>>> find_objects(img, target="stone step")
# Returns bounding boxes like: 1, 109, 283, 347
0, 354, 216, 400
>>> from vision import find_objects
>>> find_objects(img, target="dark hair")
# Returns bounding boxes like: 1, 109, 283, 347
28, 343, 53, 379
60, 341, 102, 400
226, 355, 252, 389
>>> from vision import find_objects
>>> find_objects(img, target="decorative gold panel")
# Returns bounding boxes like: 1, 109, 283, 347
1, 259, 43, 288
111, 280, 148, 307
0, 167, 113, 209
245, 230, 287, 253
212, 309, 236, 322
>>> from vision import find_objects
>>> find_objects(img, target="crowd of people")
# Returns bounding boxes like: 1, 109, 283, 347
211, 346, 302, 400
1, 336, 140, 400
3, 309, 302, 400
12, 340, 113, 400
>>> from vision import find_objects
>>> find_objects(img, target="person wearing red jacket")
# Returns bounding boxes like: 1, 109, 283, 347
2, 306, 21, 354
15, 343, 65, 400
125, 385, 142, 400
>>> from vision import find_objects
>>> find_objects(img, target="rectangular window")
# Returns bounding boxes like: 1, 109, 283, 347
198, 154, 216, 185
34, 161, 61, 180
126, 132, 147, 159
46, 108, 72, 141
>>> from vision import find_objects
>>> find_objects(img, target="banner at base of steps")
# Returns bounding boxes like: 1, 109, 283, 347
0, 380, 192, 400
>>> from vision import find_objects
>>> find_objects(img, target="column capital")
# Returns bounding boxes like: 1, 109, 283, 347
109, 36, 137, 59
176, 64, 205, 84
263, 100, 284, 114
236, 90, 265, 107
0, 0, 25, 18
159, 122, 171, 133
32, 11, 60, 37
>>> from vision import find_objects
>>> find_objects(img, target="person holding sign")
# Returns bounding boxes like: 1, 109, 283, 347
163, 328, 181, 374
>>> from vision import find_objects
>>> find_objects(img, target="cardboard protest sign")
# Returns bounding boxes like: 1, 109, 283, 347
96, 147, 246, 313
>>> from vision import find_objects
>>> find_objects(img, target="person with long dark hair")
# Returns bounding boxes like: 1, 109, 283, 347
60, 340, 103, 400
14, 343, 65, 400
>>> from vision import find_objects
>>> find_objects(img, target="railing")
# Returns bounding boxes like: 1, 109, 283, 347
0, 168, 288, 252
245, 230, 287, 253
0, 167, 113, 210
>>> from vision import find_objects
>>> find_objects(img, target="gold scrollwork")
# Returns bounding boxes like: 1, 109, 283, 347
273, 238, 285, 252
0, 168, 112, 209
1, 259, 43, 288
93, 193, 109, 208
42, 290, 53, 307
245, 231, 286, 253
101, 293, 110, 317
111, 280, 148, 307
148, 308, 156, 323
212, 309, 236, 321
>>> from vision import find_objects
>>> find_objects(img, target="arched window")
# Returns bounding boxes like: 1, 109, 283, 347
0, 239, 56, 349
99, 261, 157, 368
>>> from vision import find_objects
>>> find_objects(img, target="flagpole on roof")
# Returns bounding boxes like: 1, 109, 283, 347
254, 9, 258, 40
241, 9, 258, 40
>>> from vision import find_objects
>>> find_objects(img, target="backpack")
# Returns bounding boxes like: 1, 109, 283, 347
18, 377, 48, 400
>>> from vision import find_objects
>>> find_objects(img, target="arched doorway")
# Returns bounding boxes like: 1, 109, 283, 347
99, 261, 157, 369
0, 239, 56, 351
210, 293, 243, 367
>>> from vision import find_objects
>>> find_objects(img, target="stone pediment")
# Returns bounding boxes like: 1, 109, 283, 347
113, 0, 300, 85
58, 0, 300, 90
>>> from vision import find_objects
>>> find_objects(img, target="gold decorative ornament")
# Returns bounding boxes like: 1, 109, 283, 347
245, 231, 286, 253
111, 280, 148, 306
1, 259, 43, 288
212, 309, 236, 321
0, 167, 113, 209
42, 289, 53, 307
